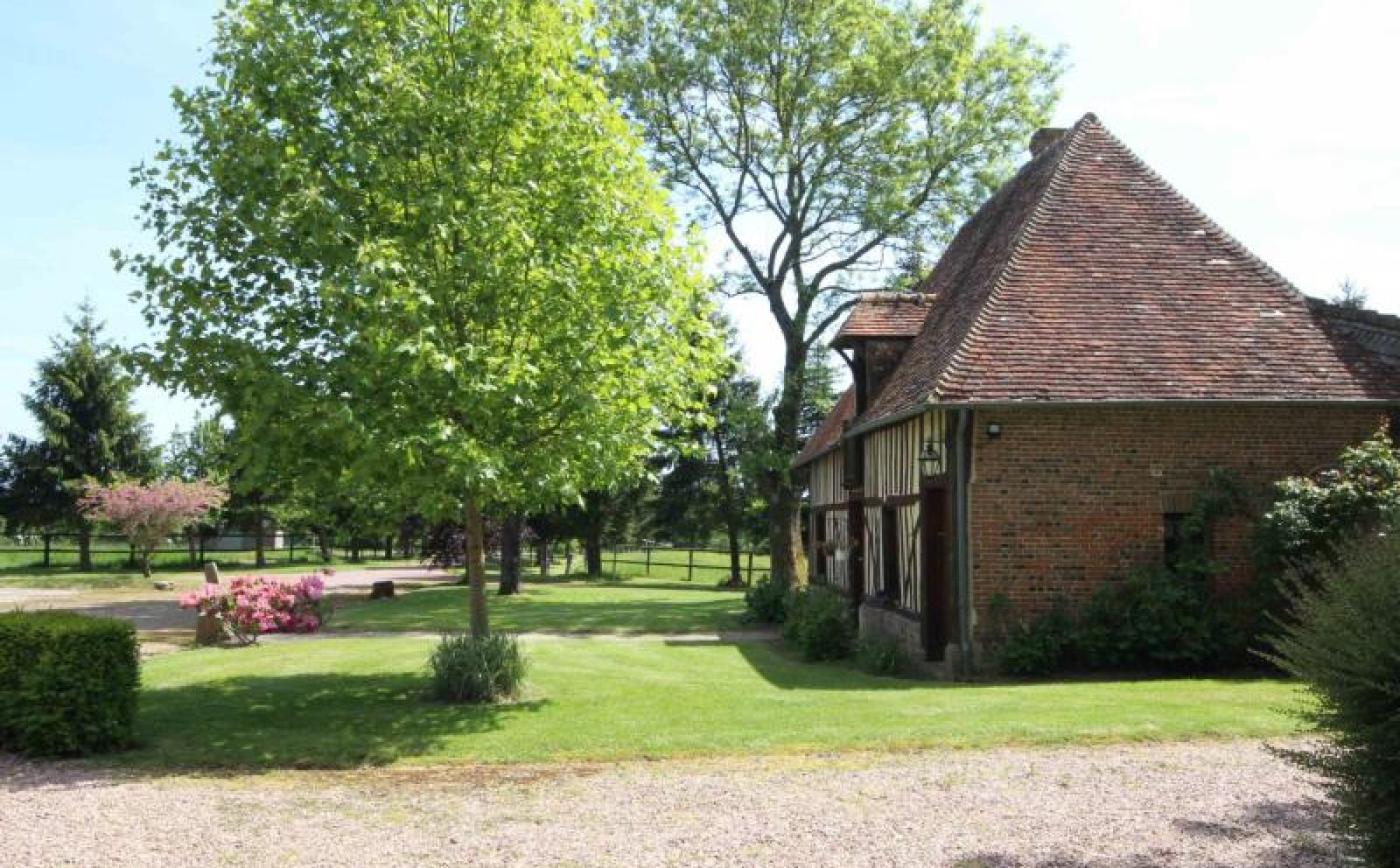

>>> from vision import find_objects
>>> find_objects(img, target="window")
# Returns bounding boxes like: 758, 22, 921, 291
881, 505, 899, 602
814, 513, 828, 580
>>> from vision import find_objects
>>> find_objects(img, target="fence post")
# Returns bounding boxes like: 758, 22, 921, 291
747, 550, 754, 585
687, 548, 694, 582
43, 532, 51, 568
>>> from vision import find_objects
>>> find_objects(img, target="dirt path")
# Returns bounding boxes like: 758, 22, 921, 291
0, 566, 459, 633
0, 739, 1341, 867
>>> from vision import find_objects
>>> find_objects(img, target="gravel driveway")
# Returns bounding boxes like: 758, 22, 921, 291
0, 739, 1340, 867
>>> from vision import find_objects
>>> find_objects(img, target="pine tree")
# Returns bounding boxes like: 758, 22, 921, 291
0, 303, 157, 568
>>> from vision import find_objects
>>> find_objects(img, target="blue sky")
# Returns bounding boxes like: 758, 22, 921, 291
3, 1, 1398, 444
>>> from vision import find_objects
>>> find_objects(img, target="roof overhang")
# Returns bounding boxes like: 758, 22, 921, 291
846, 396, 1400, 438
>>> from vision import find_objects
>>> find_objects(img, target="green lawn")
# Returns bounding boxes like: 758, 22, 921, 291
130, 636, 1306, 769
329, 575, 748, 634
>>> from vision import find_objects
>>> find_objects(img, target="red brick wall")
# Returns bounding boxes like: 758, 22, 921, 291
968, 405, 1385, 636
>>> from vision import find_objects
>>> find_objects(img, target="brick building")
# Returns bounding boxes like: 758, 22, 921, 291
795, 113, 1400, 674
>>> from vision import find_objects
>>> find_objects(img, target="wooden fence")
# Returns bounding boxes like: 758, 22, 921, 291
0, 532, 413, 570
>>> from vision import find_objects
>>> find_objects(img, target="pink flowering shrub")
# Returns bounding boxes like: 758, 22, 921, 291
80, 478, 228, 576
179, 575, 326, 645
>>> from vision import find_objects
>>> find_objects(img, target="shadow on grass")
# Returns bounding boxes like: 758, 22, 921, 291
111, 672, 548, 774
960, 796, 1337, 867
720, 638, 1295, 694
332, 589, 746, 635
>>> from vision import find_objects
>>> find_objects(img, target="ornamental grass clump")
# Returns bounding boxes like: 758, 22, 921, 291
429, 633, 526, 704
180, 575, 326, 645
1264, 531, 1400, 866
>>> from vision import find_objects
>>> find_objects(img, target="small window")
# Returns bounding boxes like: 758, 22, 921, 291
881, 505, 899, 602
814, 514, 828, 580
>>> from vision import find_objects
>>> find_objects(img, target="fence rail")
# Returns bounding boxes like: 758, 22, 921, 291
602, 544, 768, 584
1, 532, 772, 583
0, 532, 415, 570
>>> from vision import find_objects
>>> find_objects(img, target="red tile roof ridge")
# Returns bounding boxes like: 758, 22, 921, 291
935, 112, 1093, 402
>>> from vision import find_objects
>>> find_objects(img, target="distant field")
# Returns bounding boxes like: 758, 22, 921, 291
599, 547, 770, 584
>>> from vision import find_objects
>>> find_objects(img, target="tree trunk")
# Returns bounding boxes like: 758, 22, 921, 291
584, 535, 603, 577
316, 529, 333, 562
254, 499, 267, 568
713, 428, 744, 587
537, 535, 551, 577
77, 525, 92, 570
464, 496, 490, 639
141, 550, 153, 578
583, 491, 605, 577
768, 349, 806, 587
498, 513, 523, 595
186, 529, 198, 567
564, 540, 574, 575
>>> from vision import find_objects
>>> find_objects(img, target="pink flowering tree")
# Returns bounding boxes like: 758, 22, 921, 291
80, 479, 228, 576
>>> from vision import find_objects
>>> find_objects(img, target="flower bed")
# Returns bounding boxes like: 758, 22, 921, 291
180, 575, 326, 645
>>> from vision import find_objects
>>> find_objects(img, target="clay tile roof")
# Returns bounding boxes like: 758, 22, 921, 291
1308, 298, 1400, 370
832, 292, 936, 347
856, 111, 1400, 430
794, 386, 855, 466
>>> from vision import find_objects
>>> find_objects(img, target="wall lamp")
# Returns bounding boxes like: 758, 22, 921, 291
918, 439, 944, 477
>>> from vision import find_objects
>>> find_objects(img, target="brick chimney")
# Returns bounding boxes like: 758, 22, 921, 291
1029, 127, 1068, 157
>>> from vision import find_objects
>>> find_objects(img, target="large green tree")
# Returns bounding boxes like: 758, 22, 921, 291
604, 0, 1061, 584
0, 304, 158, 567
121, 0, 718, 637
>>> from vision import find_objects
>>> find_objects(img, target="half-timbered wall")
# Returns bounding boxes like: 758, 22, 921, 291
808, 451, 853, 590
810, 450, 844, 507
859, 411, 944, 614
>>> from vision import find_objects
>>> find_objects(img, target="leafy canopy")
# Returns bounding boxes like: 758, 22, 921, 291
0, 304, 157, 531
119, 0, 720, 519
603, 0, 1061, 582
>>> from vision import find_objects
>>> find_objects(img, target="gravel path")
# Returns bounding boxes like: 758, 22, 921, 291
0, 739, 1341, 867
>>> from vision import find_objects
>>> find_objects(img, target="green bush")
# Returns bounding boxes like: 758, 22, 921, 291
1076, 568, 1229, 670
782, 584, 855, 661
854, 636, 906, 676
998, 603, 1075, 677
1265, 531, 1400, 866
997, 568, 1239, 677
743, 575, 788, 624
1257, 433, 1400, 578
428, 632, 526, 703
0, 611, 139, 757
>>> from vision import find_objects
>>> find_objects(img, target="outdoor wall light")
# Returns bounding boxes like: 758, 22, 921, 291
919, 439, 944, 477
986, 423, 1003, 439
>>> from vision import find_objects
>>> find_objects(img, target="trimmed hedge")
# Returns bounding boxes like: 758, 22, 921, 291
0, 611, 140, 756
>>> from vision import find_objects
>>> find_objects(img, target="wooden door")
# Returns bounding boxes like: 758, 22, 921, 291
921, 481, 951, 661
846, 496, 864, 604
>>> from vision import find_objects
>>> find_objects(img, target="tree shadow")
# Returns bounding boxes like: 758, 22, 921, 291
7, 672, 549, 780
330, 586, 747, 634
955, 796, 1340, 868
713, 638, 927, 691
